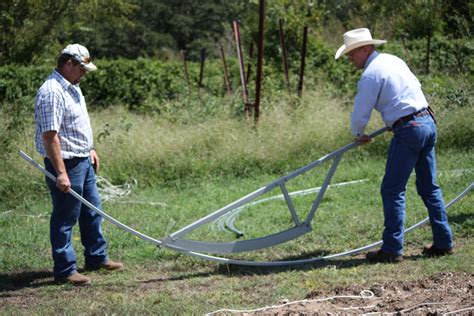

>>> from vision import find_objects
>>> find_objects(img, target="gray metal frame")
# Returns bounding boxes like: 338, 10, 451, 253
160, 127, 388, 252
20, 127, 473, 266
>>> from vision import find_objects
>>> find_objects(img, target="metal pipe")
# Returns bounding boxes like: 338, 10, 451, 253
245, 42, 254, 84
297, 26, 308, 97
233, 19, 251, 118
254, 0, 265, 124
278, 19, 290, 88
219, 44, 232, 94
180, 49, 190, 87
198, 48, 206, 87
167, 127, 388, 240
19, 149, 472, 266
18, 151, 163, 246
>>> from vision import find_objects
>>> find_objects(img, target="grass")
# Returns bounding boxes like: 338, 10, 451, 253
0, 88, 473, 314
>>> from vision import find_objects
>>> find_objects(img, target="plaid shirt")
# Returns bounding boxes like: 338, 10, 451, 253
35, 70, 94, 159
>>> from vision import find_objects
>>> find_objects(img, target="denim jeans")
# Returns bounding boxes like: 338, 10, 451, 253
45, 157, 108, 278
380, 114, 453, 255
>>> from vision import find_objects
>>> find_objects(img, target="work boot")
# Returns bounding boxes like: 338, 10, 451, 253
55, 272, 91, 286
366, 249, 403, 263
422, 245, 453, 257
86, 260, 124, 271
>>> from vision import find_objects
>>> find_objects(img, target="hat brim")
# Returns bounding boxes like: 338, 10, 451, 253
335, 39, 386, 60
81, 62, 97, 71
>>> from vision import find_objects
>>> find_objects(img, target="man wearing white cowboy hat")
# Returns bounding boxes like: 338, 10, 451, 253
34, 44, 123, 286
335, 28, 453, 263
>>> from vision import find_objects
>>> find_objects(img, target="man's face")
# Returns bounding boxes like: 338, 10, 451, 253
63, 59, 87, 84
347, 46, 370, 69
69, 61, 87, 84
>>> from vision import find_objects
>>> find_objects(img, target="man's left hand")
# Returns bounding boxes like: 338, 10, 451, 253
90, 149, 100, 173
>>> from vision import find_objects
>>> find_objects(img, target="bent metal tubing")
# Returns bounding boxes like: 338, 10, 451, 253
159, 127, 389, 254
20, 129, 473, 266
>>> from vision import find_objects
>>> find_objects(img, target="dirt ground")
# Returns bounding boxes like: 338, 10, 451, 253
211, 271, 473, 315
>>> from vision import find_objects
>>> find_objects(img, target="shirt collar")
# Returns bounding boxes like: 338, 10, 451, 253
364, 51, 380, 70
52, 69, 75, 90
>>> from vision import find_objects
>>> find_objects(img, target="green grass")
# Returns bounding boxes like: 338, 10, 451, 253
0, 87, 473, 314
1, 146, 472, 314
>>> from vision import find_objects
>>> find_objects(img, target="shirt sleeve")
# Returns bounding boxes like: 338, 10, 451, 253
350, 75, 380, 136
36, 91, 64, 134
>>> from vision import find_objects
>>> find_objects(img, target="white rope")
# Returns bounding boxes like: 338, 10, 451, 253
213, 179, 368, 234
96, 175, 167, 207
206, 290, 374, 315
443, 306, 474, 315
397, 302, 453, 314
96, 175, 136, 202
362, 302, 470, 315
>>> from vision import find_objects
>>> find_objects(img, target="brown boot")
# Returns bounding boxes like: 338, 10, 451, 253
86, 260, 124, 271
366, 249, 403, 263
422, 245, 453, 257
55, 272, 91, 286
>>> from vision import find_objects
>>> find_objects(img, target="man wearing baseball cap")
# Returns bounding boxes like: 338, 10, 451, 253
335, 28, 453, 263
34, 44, 123, 286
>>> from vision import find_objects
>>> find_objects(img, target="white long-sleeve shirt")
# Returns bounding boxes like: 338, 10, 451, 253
351, 51, 428, 136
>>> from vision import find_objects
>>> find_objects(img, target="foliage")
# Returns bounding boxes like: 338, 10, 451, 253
1, 1, 472, 65
0, 0, 69, 65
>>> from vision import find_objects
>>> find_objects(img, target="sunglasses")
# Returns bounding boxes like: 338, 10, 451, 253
68, 55, 91, 67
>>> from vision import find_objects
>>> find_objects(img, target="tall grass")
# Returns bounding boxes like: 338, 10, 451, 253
1, 81, 472, 314
87, 89, 387, 187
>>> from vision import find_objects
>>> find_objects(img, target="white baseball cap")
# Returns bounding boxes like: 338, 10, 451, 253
61, 44, 98, 71
335, 28, 386, 60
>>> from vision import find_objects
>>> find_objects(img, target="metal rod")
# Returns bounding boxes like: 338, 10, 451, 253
198, 48, 205, 88
254, 0, 265, 125
297, 26, 308, 97
20, 148, 472, 266
18, 151, 163, 246
279, 182, 300, 226
278, 19, 290, 88
233, 19, 250, 112
245, 42, 254, 85
219, 44, 232, 94
165, 184, 472, 266
180, 49, 190, 87
167, 127, 388, 240
304, 153, 343, 224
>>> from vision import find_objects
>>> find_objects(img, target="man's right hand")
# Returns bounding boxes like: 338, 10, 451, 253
42, 131, 70, 193
355, 134, 373, 145
56, 172, 71, 193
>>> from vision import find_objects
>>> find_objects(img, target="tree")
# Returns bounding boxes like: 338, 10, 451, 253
0, 0, 70, 65
396, 0, 445, 74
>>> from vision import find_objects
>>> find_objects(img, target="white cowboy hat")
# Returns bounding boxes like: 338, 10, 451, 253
61, 44, 98, 71
335, 28, 386, 60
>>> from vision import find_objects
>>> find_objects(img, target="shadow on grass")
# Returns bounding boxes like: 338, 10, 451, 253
0, 270, 54, 292
449, 211, 474, 228
140, 248, 432, 285
220, 252, 436, 276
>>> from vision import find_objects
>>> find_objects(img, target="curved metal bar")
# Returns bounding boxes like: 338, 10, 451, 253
161, 183, 473, 266
19, 151, 164, 247
163, 225, 312, 253
164, 127, 389, 244
19, 150, 472, 267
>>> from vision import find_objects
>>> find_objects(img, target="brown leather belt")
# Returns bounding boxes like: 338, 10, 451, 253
392, 109, 430, 129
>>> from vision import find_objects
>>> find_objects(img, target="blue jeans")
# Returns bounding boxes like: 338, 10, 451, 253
380, 115, 453, 255
45, 157, 108, 278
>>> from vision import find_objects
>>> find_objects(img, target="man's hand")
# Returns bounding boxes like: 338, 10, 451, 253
42, 131, 70, 193
56, 172, 71, 193
90, 149, 100, 173
355, 134, 373, 145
